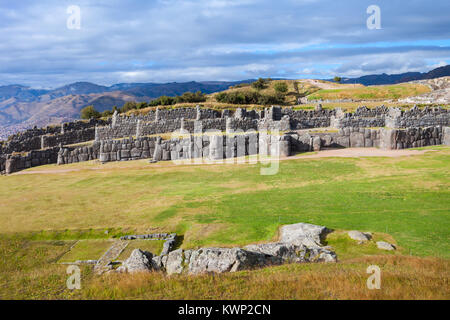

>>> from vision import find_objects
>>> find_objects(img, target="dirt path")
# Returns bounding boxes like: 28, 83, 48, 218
286, 147, 430, 160
302, 79, 362, 90
11, 148, 433, 175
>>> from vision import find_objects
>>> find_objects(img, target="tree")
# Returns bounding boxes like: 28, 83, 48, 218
80, 105, 101, 119
334, 76, 342, 83
252, 78, 267, 90
274, 81, 288, 94
121, 101, 137, 113
136, 102, 149, 109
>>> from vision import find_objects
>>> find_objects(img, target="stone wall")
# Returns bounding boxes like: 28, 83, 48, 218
289, 127, 382, 153
0, 119, 107, 154
2, 105, 449, 174
385, 107, 450, 128
42, 128, 96, 149
95, 132, 264, 164
0, 155, 5, 173
57, 142, 101, 165
97, 118, 259, 141
3, 147, 59, 174
379, 126, 445, 150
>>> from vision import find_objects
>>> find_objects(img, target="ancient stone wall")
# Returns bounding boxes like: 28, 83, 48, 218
2, 105, 449, 174
1, 119, 106, 154
3, 147, 59, 174
57, 142, 101, 165
385, 107, 449, 128
42, 128, 96, 149
379, 126, 445, 150
289, 127, 382, 153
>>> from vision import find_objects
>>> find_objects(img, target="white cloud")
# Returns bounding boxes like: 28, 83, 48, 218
0, 0, 449, 87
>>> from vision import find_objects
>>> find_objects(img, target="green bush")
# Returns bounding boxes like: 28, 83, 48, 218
80, 105, 101, 119
274, 81, 288, 93
175, 91, 206, 103
215, 90, 284, 105
121, 101, 137, 113
101, 110, 114, 118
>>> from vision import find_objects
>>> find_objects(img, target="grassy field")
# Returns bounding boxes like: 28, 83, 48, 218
304, 83, 430, 101
58, 239, 114, 263
116, 240, 165, 261
0, 146, 448, 299
0, 239, 448, 299
0, 146, 448, 257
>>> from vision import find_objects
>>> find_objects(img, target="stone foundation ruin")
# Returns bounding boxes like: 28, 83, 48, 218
1, 105, 449, 174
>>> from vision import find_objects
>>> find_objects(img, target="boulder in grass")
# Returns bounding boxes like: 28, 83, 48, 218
376, 241, 396, 251
348, 230, 372, 243
117, 249, 154, 273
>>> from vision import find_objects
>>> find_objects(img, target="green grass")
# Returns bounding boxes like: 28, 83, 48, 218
116, 240, 165, 261
58, 239, 114, 263
1, 239, 448, 299
0, 147, 449, 258
308, 83, 430, 101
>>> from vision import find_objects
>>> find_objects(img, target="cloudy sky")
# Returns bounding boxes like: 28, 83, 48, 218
0, 0, 449, 88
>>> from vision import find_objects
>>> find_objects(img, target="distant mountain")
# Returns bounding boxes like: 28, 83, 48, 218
338, 65, 450, 85
0, 85, 49, 102
47, 82, 110, 98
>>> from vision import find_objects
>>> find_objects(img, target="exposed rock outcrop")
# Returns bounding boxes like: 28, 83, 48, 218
118, 223, 337, 275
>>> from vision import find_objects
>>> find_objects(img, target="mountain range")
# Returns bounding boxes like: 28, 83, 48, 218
1, 65, 449, 140
338, 65, 450, 85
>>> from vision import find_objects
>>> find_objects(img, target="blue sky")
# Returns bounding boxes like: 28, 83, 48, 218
0, 0, 449, 88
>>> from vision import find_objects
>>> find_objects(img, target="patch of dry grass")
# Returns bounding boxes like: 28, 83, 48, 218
308, 83, 430, 101
82, 255, 449, 300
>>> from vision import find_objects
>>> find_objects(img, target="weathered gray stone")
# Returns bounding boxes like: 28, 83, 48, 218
350, 132, 365, 148
279, 222, 330, 245
376, 241, 396, 251
118, 249, 154, 273
348, 230, 372, 242
186, 247, 273, 275
443, 127, 450, 146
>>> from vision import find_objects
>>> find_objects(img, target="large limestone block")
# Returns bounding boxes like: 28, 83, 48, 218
443, 127, 450, 146
279, 222, 330, 245
118, 249, 154, 273
350, 132, 365, 148
187, 247, 271, 275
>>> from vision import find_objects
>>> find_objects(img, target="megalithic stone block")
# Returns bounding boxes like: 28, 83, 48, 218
380, 128, 396, 150
443, 127, 450, 146
209, 134, 223, 160
153, 143, 162, 161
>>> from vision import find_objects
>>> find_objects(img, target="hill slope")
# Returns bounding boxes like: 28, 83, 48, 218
340, 65, 450, 85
